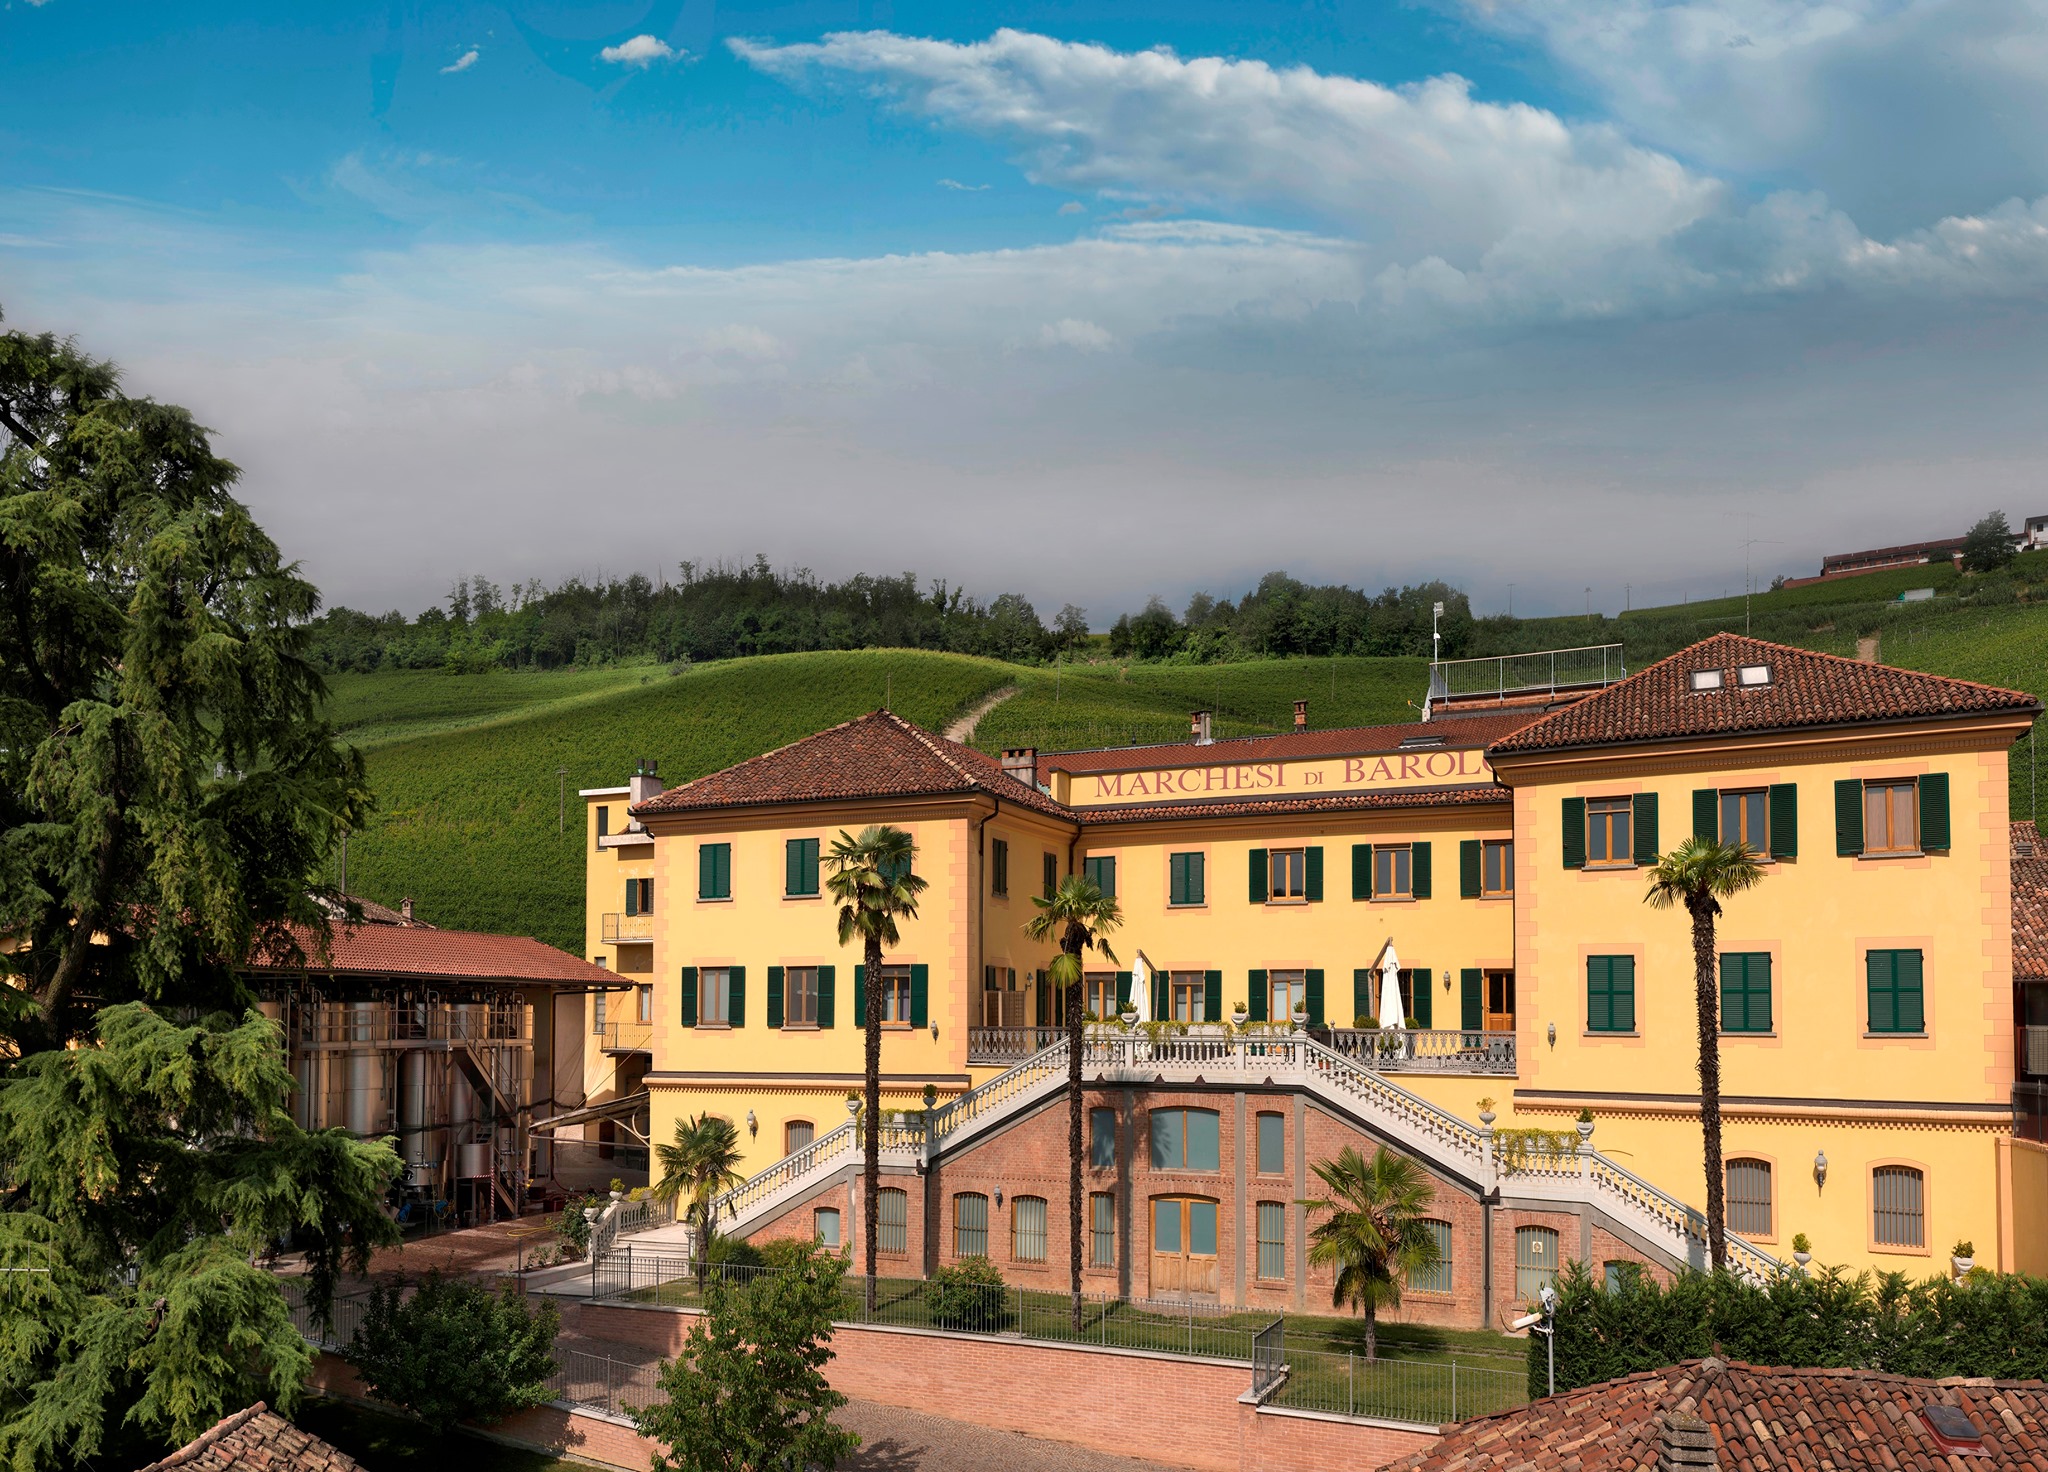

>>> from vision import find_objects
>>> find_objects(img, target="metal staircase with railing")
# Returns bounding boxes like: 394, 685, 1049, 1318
603, 1030, 1775, 1281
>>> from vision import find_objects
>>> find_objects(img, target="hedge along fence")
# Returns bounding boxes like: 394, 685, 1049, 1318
1534, 1262, 2048, 1398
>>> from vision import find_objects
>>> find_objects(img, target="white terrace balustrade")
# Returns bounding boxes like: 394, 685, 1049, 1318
966, 1026, 1067, 1065
969, 1023, 1515, 1073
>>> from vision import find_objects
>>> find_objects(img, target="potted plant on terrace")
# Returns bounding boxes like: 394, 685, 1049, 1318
1120, 1000, 1139, 1027
1952, 1239, 1975, 1276
1231, 1000, 1249, 1027
1791, 1232, 1812, 1269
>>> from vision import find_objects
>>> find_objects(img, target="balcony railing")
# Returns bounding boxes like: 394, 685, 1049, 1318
601, 1021, 654, 1054
601, 913, 654, 944
2024, 1025, 2048, 1078
965, 1024, 1515, 1074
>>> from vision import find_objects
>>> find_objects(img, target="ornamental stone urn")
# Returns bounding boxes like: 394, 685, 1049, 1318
1120, 1007, 1139, 1027
1231, 1007, 1249, 1027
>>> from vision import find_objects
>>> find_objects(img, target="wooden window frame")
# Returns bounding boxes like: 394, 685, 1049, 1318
784, 966, 820, 1028
1170, 970, 1206, 1023
1868, 1161, 1930, 1255
1268, 848, 1308, 903
1586, 797, 1633, 867
636, 985, 653, 1024
698, 967, 732, 1027
1083, 971, 1118, 1021
1862, 780, 1920, 856
1719, 788, 1771, 856
1481, 839, 1513, 897
878, 964, 914, 1027
1372, 843, 1413, 901
1148, 1107, 1222, 1173
1268, 969, 1306, 1021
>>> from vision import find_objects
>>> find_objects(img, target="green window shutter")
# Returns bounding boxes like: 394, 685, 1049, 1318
853, 965, 866, 1026
1460, 969, 1482, 1032
1460, 840, 1482, 899
1203, 970, 1221, 1023
1835, 779, 1864, 855
1352, 844, 1373, 900
1305, 969, 1325, 1027
1589, 956, 1634, 1032
1152, 969, 1169, 1022
911, 964, 929, 1029
818, 966, 835, 1028
1720, 954, 1771, 1033
1632, 793, 1659, 866
1188, 852, 1206, 905
1693, 789, 1718, 842
1562, 798, 1586, 869
1169, 853, 1186, 906
1354, 969, 1374, 1025
1768, 784, 1798, 859
785, 841, 799, 896
1248, 970, 1268, 1022
625, 879, 639, 916
1750, 954, 1773, 1033
1413, 969, 1433, 1027
1613, 956, 1636, 1032
1872, 950, 1925, 1033
679, 967, 698, 1027
1412, 842, 1432, 899
767, 966, 785, 1028
1249, 849, 1269, 903
1918, 772, 1950, 850
1116, 970, 1132, 1012
729, 966, 746, 1028
1305, 846, 1324, 902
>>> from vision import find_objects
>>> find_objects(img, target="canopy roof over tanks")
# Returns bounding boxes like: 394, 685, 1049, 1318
245, 897, 620, 992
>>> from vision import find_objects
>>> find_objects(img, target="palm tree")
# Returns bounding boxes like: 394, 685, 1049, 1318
1302, 1146, 1443, 1361
1023, 874, 1122, 1332
1644, 835, 1766, 1270
825, 823, 927, 1313
653, 1112, 746, 1296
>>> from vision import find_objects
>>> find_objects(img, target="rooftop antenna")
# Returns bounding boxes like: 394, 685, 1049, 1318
1432, 601, 1444, 665
1507, 584, 1515, 618
1725, 508, 1784, 635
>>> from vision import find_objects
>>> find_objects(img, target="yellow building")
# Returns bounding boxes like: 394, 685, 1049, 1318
581, 634, 2048, 1289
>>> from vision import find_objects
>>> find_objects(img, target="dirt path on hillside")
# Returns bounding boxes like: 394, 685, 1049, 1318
945, 685, 1018, 743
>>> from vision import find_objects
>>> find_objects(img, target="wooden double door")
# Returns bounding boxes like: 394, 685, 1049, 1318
1150, 1197, 1218, 1296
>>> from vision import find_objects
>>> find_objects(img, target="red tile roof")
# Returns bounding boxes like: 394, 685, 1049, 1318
1384, 1358, 2048, 1472
633, 710, 1069, 821
2014, 821, 2048, 982
139, 1403, 365, 1472
1037, 711, 1541, 780
249, 922, 618, 986
1078, 784, 1508, 826
1490, 634, 2038, 756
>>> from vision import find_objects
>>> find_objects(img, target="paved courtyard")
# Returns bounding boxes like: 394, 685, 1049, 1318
833, 1399, 1201, 1472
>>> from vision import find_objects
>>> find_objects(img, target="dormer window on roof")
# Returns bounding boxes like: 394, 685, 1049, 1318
1689, 669, 1725, 691
1398, 733, 1446, 748
1738, 663, 1773, 687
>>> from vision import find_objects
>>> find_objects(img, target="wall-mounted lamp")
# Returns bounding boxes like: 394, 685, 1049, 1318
994, 1187, 1004, 1208
930, 1020, 940, 1041
745, 1110, 758, 1137
1442, 969, 1452, 993
1547, 1022, 1557, 1048
1813, 1150, 1828, 1189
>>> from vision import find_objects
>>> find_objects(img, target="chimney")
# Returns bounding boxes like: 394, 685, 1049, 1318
400, 897, 414, 924
1001, 748, 1038, 787
1191, 710, 1213, 745
1656, 1412, 1717, 1472
628, 758, 664, 814
1293, 699, 1308, 731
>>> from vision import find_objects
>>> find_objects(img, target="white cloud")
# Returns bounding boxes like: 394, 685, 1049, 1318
1037, 318, 1114, 350
1057, 201, 1086, 216
440, 48, 479, 75
599, 34, 680, 67
937, 178, 990, 191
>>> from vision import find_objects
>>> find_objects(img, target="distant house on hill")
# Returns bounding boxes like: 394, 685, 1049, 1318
1781, 534, 1968, 588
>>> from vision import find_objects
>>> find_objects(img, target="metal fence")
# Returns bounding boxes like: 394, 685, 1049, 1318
546, 1347, 663, 1419
1267, 1345, 1525, 1424
284, 1281, 375, 1353
1251, 1319, 1285, 1398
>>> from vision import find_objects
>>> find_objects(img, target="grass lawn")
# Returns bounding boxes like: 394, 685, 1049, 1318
295, 1396, 587, 1472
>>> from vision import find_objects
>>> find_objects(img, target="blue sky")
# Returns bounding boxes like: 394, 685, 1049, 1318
5, 1, 2048, 620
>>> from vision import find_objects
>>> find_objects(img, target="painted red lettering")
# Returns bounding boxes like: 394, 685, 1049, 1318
1425, 751, 1456, 778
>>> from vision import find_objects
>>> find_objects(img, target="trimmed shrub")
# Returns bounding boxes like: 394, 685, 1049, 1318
926, 1257, 1010, 1331
348, 1273, 560, 1433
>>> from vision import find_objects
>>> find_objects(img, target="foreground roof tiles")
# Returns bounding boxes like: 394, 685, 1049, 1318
1384, 1358, 2048, 1472
1490, 634, 2038, 755
251, 921, 619, 986
2014, 821, 2048, 981
633, 709, 1069, 821
138, 1402, 365, 1472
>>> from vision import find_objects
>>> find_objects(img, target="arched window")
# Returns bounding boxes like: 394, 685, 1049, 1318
784, 1120, 815, 1154
814, 1207, 841, 1248
879, 1187, 907, 1255
1011, 1196, 1048, 1262
1410, 1219, 1453, 1294
1873, 1165, 1925, 1248
1725, 1158, 1772, 1237
1515, 1225, 1558, 1302
954, 1193, 989, 1258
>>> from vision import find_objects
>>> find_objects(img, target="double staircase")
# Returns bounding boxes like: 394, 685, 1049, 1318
608, 1031, 1775, 1281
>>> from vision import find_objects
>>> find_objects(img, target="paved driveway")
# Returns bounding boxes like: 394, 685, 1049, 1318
834, 1400, 1200, 1472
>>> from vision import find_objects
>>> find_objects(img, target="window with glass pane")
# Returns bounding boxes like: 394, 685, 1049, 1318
592, 993, 607, 1034
1872, 1165, 1925, 1247
879, 965, 912, 1024
1725, 1159, 1772, 1236
1516, 1226, 1558, 1301
1256, 1112, 1285, 1175
990, 837, 1009, 896
1482, 839, 1513, 896
1603, 1261, 1640, 1293
1011, 1196, 1048, 1262
1084, 972, 1117, 1019
1269, 849, 1307, 901
698, 968, 731, 1025
1410, 1219, 1453, 1293
1269, 970, 1306, 1019
1587, 797, 1632, 865
1171, 971, 1206, 1022
1090, 1193, 1115, 1267
1256, 1202, 1286, 1280
1083, 855, 1116, 897
637, 985, 653, 1023
1867, 949, 1925, 1033
1149, 1108, 1220, 1171
879, 1187, 907, 1254
815, 1208, 841, 1247
1188, 1199, 1218, 1256
1169, 851, 1205, 906
784, 1120, 814, 1154
954, 1194, 988, 1257
1090, 1108, 1117, 1169
1719, 953, 1772, 1034
1863, 780, 1918, 854
1720, 789, 1769, 853
1373, 844, 1413, 899
785, 966, 819, 1026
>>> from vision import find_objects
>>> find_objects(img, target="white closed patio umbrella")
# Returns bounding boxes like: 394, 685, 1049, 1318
1126, 950, 1152, 1022
1379, 944, 1406, 1034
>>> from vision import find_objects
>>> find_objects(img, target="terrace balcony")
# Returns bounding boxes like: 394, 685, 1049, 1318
602, 1021, 654, 1055
967, 1024, 1514, 1075
601, 913, 654, 944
